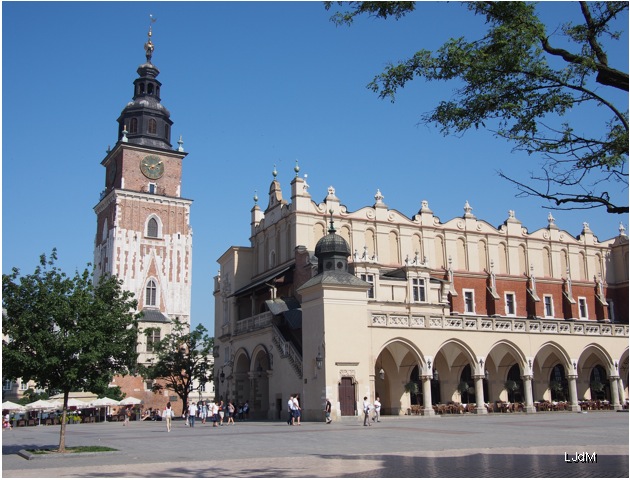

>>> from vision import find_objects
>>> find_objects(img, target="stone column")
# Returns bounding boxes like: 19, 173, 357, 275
473, 375, 488, 414
567, 375, 581, 412
421, 375, 435, 416
609, 376, 621, 410
618, 378, 626, 407
522, 375, 536, 413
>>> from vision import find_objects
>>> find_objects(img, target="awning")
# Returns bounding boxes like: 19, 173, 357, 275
231, 265, 294, 297
139, 309, 170, 323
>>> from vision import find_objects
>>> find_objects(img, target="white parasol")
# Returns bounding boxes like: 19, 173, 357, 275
2, 400, 26, 412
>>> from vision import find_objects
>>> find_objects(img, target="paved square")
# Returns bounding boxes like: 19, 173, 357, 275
2, 412, 628, 477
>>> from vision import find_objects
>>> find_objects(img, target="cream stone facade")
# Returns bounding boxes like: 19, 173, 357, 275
214, 168, 629, 421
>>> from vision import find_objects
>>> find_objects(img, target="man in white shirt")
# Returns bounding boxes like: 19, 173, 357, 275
373, 396, 381, 422
287, 396, 294, 425
363, 396, 372, 426
188, 401, 197, 427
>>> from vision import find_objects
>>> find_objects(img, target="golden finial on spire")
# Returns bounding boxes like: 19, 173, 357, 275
144, 14, 157, 63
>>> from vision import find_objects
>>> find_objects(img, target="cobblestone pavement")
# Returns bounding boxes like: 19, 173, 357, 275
2, 412, 628, 477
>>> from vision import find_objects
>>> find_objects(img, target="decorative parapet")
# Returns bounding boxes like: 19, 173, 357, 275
370, 313, 629, 337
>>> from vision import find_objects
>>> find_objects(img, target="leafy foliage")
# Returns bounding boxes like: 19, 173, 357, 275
2, 249, 139, 450
326, 1, 628, 213
140, 318, 214, 409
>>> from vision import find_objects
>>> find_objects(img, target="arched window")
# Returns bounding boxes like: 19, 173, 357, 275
130, 118, 138, 134
148, 119, 157, 135
145, 279, 157, 307
147, 83, 154, 95
147, 217, 158, 238
164, 123, 170, 142
434, 236, 445, 269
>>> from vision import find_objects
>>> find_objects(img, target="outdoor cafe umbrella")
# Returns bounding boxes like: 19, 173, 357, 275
1, 400, 26, 412
119, 396, 143, 421
25, 399, 57, 410
25, 399, 58, 426
92, 397, 119, 422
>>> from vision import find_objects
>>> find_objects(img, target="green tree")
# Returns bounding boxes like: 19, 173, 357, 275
2, 250, 139, 452
141, 318, 214, 411
326, 1, 628, 214
16, 388, 50, 406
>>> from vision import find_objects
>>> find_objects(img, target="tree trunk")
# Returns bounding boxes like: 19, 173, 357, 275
57, 390, 69, 452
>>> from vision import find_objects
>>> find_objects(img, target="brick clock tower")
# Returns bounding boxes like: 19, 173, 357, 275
93, 24, 193, 402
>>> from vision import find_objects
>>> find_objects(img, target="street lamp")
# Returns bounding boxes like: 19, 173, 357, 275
315, 351, 323, 370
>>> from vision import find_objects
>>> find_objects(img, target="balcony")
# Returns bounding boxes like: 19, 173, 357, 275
234, 311, 273, 336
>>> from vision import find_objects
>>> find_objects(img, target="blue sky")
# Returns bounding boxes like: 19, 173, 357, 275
2, 1, 628, 330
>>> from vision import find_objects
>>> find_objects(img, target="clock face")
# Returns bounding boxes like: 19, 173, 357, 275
140, 155, 164, 179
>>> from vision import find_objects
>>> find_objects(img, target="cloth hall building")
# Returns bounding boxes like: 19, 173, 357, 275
213, 169, 629, 421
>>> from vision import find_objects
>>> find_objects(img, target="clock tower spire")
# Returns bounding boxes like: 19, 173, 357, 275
117, 17, 173, 150
94, 22, 193, 371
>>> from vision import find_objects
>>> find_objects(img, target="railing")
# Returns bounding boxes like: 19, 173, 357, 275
233, 311, 273, 335
272, 324, 303, 379
370, 313, 629, 337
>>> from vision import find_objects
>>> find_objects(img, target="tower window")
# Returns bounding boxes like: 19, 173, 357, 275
147, 218, 158, 237
145, 280, 157, 307
130, 118, 138, 134
148, 119, 157, 135
164, 124, 170, 141
146, 328, 160, 352
147, 83, 154, 95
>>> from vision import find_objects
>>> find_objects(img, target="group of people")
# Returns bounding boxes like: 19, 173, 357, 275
164, 399, 248, 431
362, 396, 382, 426
286, 394, 303, 426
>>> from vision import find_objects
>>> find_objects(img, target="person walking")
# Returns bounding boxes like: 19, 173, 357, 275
211, 401, 220, 427
287, 395, 295, 425
162, 402, 174, 432
188, 401, 197, 427
227, 401, 235, 425
123, 407, 131, 426
292, 394, 302, 426
324, 398, 332, 424
200, 401, 207, 424
373, 396, 381, 423
218, 400, 225, 426
362, 397, 372, 426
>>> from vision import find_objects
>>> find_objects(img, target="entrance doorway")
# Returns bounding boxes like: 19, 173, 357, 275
339, 377, 356, 416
